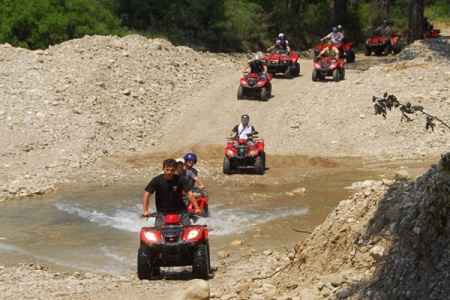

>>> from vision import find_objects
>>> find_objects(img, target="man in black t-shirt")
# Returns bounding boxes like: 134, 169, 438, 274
244, 54, 268, 77
142, 158, 202, 226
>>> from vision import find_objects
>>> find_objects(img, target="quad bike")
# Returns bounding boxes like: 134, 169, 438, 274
237, 72, 272, 101
137, 212, 210, 280
185, 188, 210, 218
423, 29, 440, 38
312, 56, 346, 82
363, 35, 401, 56
261, 49, 300, 79
223, 132, 266, 175
314, 41, 355, 63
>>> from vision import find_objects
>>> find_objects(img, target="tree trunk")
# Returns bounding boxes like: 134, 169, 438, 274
332, 0, 347, 25
408, 0, 425, 43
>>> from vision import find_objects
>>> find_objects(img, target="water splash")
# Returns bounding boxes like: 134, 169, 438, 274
55, 201, 309, 236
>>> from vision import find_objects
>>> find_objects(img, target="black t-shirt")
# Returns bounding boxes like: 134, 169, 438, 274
249, 60, 265, 74
145, 174, 192, 213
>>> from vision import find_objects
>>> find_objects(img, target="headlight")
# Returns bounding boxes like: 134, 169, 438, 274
144, 231, 158, 242
256, 81, 265, 87
249, 149, 259, 156
240, 79, 248, 87
187, 229, 200, 240
226, 149, 235, 156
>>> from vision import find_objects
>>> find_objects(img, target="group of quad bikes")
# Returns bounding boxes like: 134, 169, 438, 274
137, 25, 441, 283
237, 26, 441, 96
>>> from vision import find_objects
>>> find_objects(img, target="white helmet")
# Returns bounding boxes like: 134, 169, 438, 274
254, 54, 261, 60
278, 33, 285, 38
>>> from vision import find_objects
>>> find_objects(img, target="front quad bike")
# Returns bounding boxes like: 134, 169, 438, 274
138, 212, 210, 280
223, 133, 266, 175
314, 41, 355, 63
237, 72, 272, 101
186, 188, 210, 218
363, 35, 401, 56
312, 57, 345, 82
261, 49, 300, 78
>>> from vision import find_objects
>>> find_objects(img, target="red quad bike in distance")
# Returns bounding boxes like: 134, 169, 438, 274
223, 132, 266, 175
312, 57, 346, 82
314, 41, 355, 63
138, 212, 210, 280
261, 49, 300, 79
363, 35, 401, 56
237, 72, 272, 101
423, 29, 440, 38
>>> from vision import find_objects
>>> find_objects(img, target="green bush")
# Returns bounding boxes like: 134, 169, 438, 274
0, 0, 124, 49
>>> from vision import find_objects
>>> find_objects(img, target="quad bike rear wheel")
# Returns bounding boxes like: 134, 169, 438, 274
363, 45, 371, 56
285, 65, 293, 79
237, 86, 244, 100
192, 244, 210, 280
137, 245, 160, 280
345, 50, 355, 63
340, 67, 345, 80
223, 157, 231, 174
254, 156, 264, 175
333, 69, 340, 82
293, 62, 300, 76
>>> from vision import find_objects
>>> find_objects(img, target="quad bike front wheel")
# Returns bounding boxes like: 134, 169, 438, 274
237, 86, 244, 100
260, 87, 269, 101
312, 69, 319, 82
384, 44, 393, 55
192, 243, 210, 280
254, 156, 264, 175
333, 69, 340, 82
285, 65, 293, 79
223, 157, 231, 174
137, 245, 160, 280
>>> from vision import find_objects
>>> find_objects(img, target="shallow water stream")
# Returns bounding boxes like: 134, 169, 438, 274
0, 156, 434, 275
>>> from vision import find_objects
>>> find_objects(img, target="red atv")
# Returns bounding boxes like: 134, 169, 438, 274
185, 188, 210, 218
223, 133, 266, 175
261, 49, 300, 79
312, 57, 346, 82
363, 35, 401, 56
237, 72, 272, 101
314, 41, 355, 63
138, 212, 210, 280
423, 29, 440, 38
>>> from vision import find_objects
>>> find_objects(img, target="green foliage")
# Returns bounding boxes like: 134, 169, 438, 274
222, 0, 269, 51
425, 1, 450, 23
0, 0, 125, 49
0, 0, 449, 51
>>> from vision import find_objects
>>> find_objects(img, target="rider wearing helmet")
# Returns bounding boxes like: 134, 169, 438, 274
183, 152, 199, 177
244, 54, 267, 75
320, 26, 344, 46
373, 20, 393, 45
227, 114, 258, 147
267, 33, 291, 52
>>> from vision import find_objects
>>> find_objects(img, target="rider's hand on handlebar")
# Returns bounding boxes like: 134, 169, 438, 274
142, 211, 151, 218
194, 208, 202, 216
